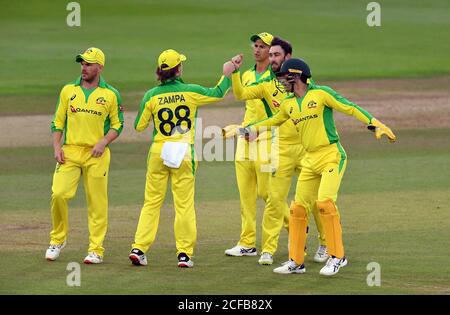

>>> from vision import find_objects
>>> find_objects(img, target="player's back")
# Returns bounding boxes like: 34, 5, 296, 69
135, 76, 231, 151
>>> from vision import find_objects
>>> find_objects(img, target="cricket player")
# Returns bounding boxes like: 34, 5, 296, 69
46, 47, 124, 264
223, 32, 275, 258
225, 38, 327, 265
129, 49, 231, 268
243, 58, 396, 275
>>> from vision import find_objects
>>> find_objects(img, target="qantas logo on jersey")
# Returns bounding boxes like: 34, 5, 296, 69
69, 106, 102, 116
291, 114, 318, 125
158, 94, 186, 105
272, 100, 280, 107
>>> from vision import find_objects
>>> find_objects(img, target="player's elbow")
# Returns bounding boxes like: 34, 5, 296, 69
134, 124, 146, 132
232, 91, 245, 100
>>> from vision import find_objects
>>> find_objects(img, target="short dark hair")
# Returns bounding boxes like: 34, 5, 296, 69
271, 37, 293, 55
156, 64, 180, 82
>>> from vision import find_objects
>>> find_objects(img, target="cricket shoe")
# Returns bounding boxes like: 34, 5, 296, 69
177, 253, 194, 268
258, 252, 273, 265
273, 260, 306, 274
224, 245, 257, 257
319, 256, 348, 276
45, 242, 66, 261
129, 248, 148, 266
313, 245, 329, 263
83, 252, 103, 264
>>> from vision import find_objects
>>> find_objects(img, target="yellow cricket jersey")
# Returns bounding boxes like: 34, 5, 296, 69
134, 76, 231, 152
241, 65, 272, 126
51, 76, 124, 147
250, 80, 374, 152
232, 69, 301, 145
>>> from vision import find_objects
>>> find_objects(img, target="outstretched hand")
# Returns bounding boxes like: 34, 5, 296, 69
368, 119, 396, 142
238, 126, 258, 142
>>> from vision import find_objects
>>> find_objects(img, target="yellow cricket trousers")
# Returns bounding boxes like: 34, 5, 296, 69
132, 144, 198, 258
235, 136, 270, 247
293, 142, 348, 263
260, 142, 302, 255
50, 144, 110, 256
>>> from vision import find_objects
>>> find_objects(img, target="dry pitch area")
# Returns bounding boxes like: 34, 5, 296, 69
1, 76, 448, 147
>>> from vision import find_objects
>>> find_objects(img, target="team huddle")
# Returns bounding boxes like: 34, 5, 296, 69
46, 32, 396, 276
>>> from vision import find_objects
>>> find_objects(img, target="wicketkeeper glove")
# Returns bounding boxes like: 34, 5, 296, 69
237, 126, 258, 141
367, 118, 396, 142
221, 124, 241, 138
237, 127, 251, 137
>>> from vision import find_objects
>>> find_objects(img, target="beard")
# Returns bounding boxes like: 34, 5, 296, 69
271, 62, 281, 73
82, 72, 97, 83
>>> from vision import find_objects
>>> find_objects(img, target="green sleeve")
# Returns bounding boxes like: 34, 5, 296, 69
51, 87, 68, 133
134, 90, 154, 131
318, 86, 373, 124
188, 75, 231, 106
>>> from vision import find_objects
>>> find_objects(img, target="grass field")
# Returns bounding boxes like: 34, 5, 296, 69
0, 0, 450, 296
1, 129, 450, 294
0, 0, 449, 114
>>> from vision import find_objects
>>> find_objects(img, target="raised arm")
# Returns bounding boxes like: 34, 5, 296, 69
189, 75, 231, 106
231, 71, 270, 101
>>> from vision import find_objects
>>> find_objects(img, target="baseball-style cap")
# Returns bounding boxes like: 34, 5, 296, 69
276, 58, 312, 78
250, 32, 274, 46
158, 49, 187, 70
76, 47, 105, 66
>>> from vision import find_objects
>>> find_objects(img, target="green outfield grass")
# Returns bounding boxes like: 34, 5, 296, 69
1, 128, 449, 294
1, 0, 449, 114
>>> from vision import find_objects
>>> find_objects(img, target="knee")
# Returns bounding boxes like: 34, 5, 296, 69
257, 187, 268, 201
316, 199, 337, 215
268, 189, 283, 204
290, 201, 307, 218
52, 189, 73, 201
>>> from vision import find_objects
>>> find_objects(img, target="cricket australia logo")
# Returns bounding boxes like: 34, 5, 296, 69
307, 100, 317, 109
96, 97, 106, 105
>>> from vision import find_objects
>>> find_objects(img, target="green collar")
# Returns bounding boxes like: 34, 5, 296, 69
253, 63, 270, 73
269, 66, 276, 79
160, 77, 184, 86
295, 79, 316, 111
74, 75, 107, 88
